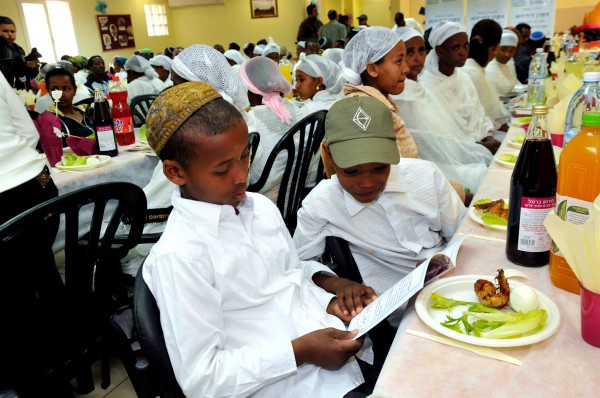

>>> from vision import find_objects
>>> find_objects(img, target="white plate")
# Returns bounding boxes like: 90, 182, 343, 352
468, 199, 508, 231
494, 150, 519, 169
507, 133, 526, 148
56, 155, 111, 171
415, 275, 561, 347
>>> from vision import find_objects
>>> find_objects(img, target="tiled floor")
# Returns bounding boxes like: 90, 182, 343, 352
73, 357, 135, 398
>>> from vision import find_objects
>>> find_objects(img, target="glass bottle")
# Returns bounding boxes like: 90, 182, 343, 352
506, 105, 557, 266
93, 87, 118, 157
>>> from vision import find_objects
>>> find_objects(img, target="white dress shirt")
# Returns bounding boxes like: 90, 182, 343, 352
143, 191, 363, 398
0, 73, 45, 193
294, 159, 466, 306
462, 59, 510, 130
420, 65, 494, 142
486, 58, 519, 97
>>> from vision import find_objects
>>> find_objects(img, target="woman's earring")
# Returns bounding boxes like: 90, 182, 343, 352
316, 85, 320, 91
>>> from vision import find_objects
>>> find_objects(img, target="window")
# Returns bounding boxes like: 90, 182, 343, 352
144, 4, 169, 36
18, 0, 78, 63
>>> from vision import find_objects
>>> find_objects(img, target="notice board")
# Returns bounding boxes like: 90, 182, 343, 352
97, 14, 136, 51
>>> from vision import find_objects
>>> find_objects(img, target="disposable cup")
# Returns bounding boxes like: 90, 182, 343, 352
42, 143, 63, 167
580, 282, 600, 347
550, 133, 564, 148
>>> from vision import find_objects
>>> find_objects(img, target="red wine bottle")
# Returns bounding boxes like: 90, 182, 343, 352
93, 87, 118, 157
506, 105, 557, 266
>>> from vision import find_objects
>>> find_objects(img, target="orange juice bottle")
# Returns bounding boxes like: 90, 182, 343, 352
549, 112, 600, 293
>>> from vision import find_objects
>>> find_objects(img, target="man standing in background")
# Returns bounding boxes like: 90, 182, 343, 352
297, 4, 323, 42
319, 10, 346, 45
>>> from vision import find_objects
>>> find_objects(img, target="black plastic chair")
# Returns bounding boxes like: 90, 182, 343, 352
247, 110, 327, 233
0, 182, 147, 397
134, 265, 185, 398
248, 131, 260, 168
130, 94, 158, 127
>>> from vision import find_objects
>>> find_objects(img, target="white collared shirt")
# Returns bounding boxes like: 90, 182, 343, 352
294, 159, 466, 300
143, 191, 363, 398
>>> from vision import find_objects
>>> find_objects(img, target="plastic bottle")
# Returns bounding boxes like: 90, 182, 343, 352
562, 72, 600, 147
527, 48, 547, 107
108, 76, 135, 146
506, 105, 557, 266
550, 112, 600, 293
93, 87, 118, 157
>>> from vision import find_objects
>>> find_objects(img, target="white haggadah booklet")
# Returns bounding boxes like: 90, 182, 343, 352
346, 235, 466, 339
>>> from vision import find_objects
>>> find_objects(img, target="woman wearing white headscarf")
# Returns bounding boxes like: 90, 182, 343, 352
486, 29, 520, 96
149, 55, 173, 87
420, 21, 499, 153
461, 19, 510, 132
124, 55, 165, 103
240, 57, 312, 206
295, 53, 343, 113
341, 26, 418, 158
321, 48, 344, 65
391, 28, 492, 191
261, 37, 281, 63
120, 45, 251, 276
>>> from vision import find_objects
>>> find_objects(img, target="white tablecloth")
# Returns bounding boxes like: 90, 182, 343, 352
371, 127, 600, 397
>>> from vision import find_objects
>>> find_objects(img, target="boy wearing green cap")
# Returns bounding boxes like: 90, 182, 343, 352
143, 82, 377, 397
294, 96, 466, 327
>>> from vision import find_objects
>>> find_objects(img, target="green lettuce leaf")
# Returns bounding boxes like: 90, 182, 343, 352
497, 153, 518, 163
481, 213, 508, 226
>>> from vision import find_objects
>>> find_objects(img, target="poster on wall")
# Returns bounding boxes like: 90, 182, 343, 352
425, 0, 464, 28
250, 0, 278, 18
96, 15, 136, 51
466, 0, 508, 33
509, 0, 556, 38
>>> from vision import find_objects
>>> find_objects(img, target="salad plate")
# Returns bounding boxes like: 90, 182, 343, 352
468, 198, 508, 231
56, 155, 111, 171
415, 275, 561, 347
507, 133, 525, 149
494, 151, 519, 169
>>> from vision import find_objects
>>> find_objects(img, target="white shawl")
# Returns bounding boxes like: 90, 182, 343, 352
462, 58, 511, 130
391, 79, 492, 191
485, 58, 519, 97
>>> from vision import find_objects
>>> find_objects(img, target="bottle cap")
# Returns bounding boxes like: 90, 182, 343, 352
531, 105, 549, 115
582, 112, 600, 126
112, 75, 120, 81
583, 72, 600, 82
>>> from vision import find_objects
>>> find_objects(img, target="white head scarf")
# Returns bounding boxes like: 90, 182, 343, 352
295, 53, 343, 94
262, 37, 280, 57
125, 55, 159, 79
224, 49, 245, 65
321, 48, 344, 65
171, 44, 249, 109
500, 29, 519, 47
341, 27, 401, 85
149, 55, 173, 71
253, 44, 265, 56
424, 21, 467, 71
239, 57, 292, 125
405, 18, 424, 35
396, 27, 422, 42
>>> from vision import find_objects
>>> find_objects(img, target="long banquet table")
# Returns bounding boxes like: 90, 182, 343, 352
371, 126, 600, 397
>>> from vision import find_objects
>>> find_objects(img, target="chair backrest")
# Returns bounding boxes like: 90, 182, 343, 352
248, 131, 260, 168
134, 265, 185, 398
130, 94, 158, 127
0, 182, 147, 395
247, 110, 327, 232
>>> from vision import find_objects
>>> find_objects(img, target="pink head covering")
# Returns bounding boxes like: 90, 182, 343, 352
239, 57, 292, 125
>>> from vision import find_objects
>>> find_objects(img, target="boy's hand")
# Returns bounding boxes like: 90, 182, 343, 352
292, 328, 364, 369
478, 136, 501, 154
332, 281, 377, 319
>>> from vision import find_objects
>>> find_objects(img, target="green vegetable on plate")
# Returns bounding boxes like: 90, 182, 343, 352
511, 133, 526, 144
482, 213, 508, 226
497, 153, 518, 163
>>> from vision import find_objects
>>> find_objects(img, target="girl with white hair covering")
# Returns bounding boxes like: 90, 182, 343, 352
149, 55, 173, 87
294, 53, 343, 113
239, 56, 312, 205
461, 19, 510, 132
124, 55, 165, 103
420, 21, 499, 153
391, 27, 492, 191
341, 26, 418, 158
120, 44, 251, 276
224, 49, 245, 66
485, 29, 520, 96
261, 37, 281, 63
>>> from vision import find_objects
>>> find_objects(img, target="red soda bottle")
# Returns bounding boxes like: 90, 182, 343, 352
108, 76, 135, 146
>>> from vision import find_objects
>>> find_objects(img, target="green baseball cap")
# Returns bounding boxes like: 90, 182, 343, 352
325, 96, 400, 168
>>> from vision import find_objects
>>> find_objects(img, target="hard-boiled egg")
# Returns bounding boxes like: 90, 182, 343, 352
509, 284, 539, 313
86, 156, 100, 165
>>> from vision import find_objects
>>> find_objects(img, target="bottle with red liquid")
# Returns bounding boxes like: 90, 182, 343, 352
93, 88, 118, 157
506, 105, 557, 266
108, 76, 135, 146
